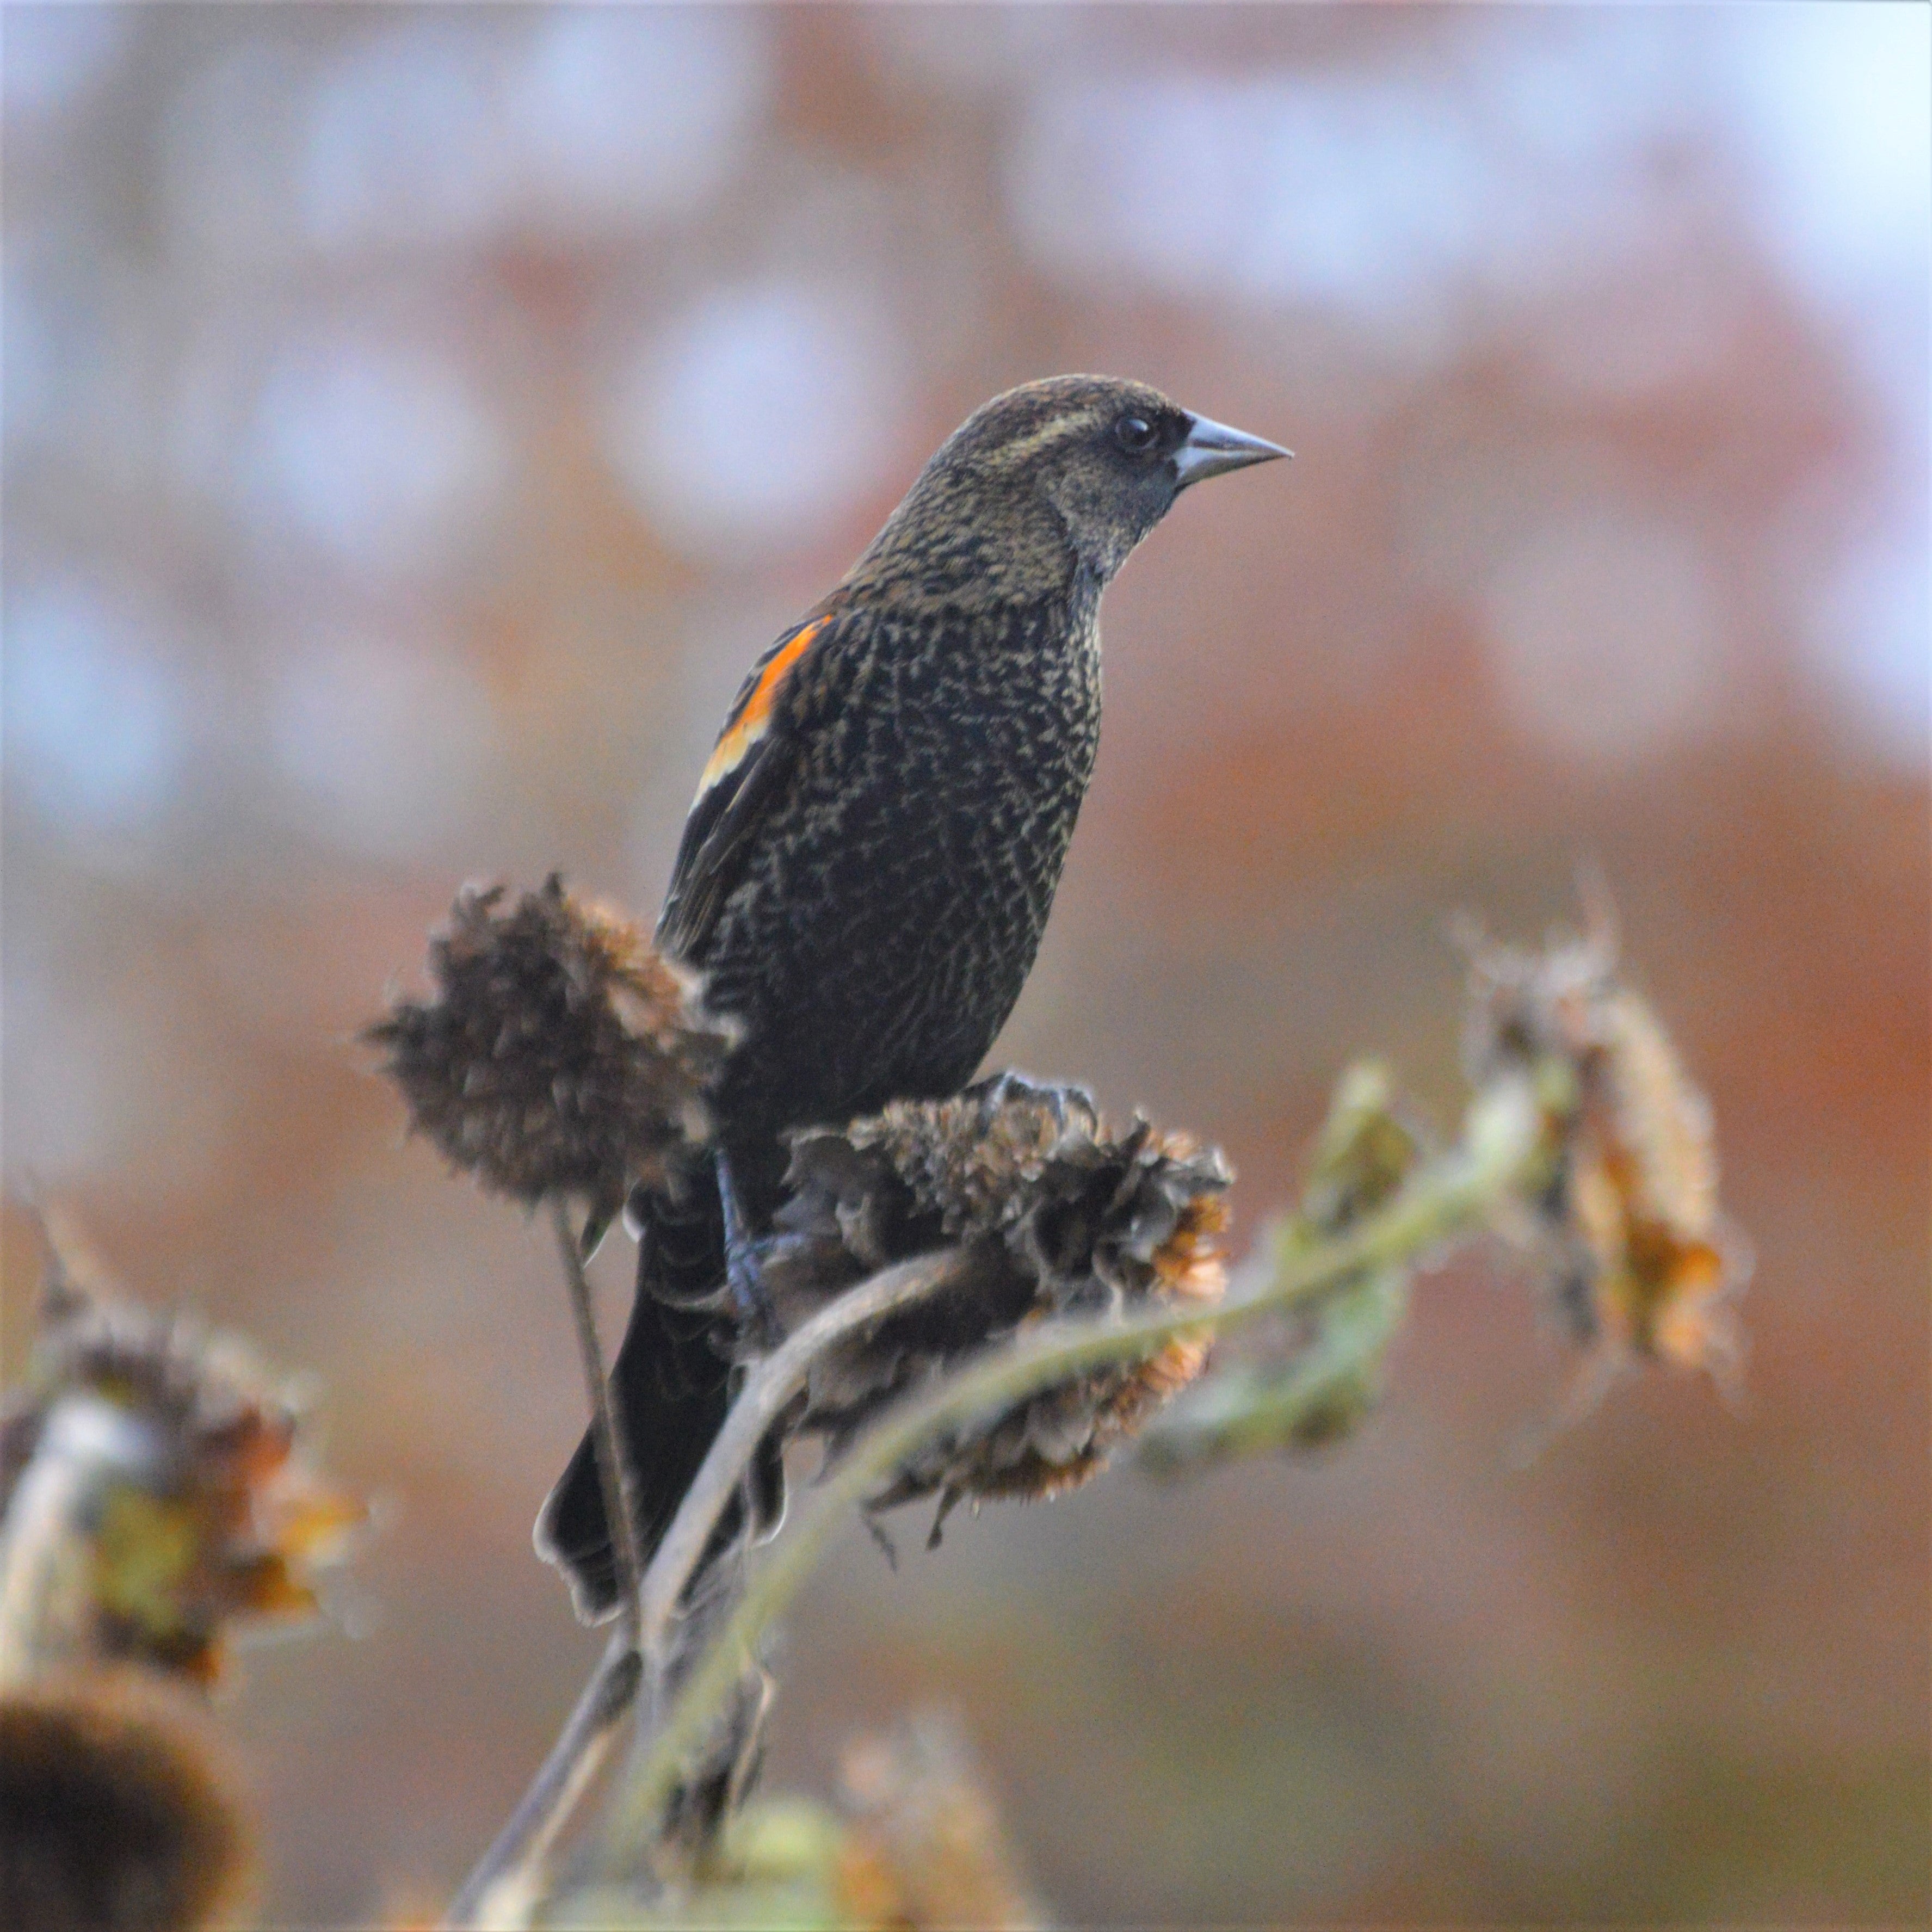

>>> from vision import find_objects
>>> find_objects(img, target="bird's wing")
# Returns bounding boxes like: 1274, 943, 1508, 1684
657, 612, 833, 961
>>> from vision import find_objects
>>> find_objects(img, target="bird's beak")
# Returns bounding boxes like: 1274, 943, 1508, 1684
1173, 413, 1292, 489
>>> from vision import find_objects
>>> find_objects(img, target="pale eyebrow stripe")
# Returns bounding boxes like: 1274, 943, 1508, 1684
985, 408, 1107, 469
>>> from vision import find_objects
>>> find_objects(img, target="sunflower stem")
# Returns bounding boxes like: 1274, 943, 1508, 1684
633, 1244, 977, 1680
552, 1196, 644, 1656
597, 1074, 1544, 1868
441, 1633, 641, 1930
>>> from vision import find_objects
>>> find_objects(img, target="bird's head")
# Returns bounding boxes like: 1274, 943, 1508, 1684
846, 375, 1288, 605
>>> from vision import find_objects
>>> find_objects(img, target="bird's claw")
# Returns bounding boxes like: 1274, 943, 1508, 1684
717, 1149, 785, 1347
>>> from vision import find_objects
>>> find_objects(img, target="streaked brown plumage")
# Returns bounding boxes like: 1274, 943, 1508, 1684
539, 374, 1286, 1620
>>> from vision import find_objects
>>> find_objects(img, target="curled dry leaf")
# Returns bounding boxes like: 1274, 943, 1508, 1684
1139, 1060, 1430, 1474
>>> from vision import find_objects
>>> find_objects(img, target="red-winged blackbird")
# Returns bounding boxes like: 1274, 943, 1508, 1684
537, 374, 1286, 1620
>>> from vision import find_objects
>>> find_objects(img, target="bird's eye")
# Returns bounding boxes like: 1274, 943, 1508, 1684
1113, 415, 1158, 456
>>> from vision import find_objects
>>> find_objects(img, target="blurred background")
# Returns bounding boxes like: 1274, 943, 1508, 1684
3, 4, 1926, 1923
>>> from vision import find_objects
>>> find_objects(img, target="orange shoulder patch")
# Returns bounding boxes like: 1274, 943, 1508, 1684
697, 616, 827, 795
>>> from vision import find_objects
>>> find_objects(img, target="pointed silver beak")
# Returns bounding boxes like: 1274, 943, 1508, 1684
1173, 412, 1292, 489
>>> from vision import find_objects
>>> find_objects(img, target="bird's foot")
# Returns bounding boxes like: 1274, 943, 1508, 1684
716, 1149, 784, 1347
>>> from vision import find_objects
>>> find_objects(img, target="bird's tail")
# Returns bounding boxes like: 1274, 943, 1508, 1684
535, 1174, 764, 1625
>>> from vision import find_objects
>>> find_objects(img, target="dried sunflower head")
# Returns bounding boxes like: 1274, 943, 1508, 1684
0, 1246, 364, 1687
1460, 903, 1748, 1392
366, 875, 738, 1228
0, 1670, 253, 1932
757, 1073, 1231, 1534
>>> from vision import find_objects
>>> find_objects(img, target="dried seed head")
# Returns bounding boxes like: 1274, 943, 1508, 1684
366, 875, 737, 1223
0, 1238, 364, 1686
759, 1073, 1231, 1528
834, 1710, 1045, 1931
0, 1671, 253, 1932
1460, 903, 1748, 1393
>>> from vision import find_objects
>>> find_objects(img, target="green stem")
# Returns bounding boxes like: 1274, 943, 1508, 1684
597, 1075, 1541, 1866
1137, 1265, 1411, 1471
635, 1246, 977, 1677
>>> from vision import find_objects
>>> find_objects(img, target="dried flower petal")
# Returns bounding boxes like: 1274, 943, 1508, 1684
366, 875, 737, 1224
757, 1073, 1231, 1529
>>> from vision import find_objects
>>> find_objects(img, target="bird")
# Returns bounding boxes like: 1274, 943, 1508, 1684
536, 374, 1287, 1622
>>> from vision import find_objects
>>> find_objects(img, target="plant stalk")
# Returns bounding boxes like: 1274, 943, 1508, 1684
599, 1076, 1542, 1865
